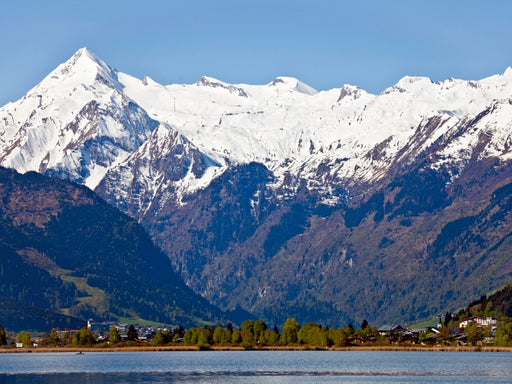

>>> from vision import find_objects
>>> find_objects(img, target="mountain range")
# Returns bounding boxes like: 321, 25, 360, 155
1, 47, 512, 326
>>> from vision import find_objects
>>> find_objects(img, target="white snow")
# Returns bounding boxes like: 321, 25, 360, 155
119, 62, 512, 188
2, 47, 512, 208
0, 48, 154, 189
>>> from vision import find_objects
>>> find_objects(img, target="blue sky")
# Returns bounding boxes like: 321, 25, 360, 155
1, 0, 511, 106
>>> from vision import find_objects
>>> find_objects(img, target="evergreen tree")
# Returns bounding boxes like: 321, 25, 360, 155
0, 325, 8, 345
443, 312, 452, 327
127, 324, 138, 341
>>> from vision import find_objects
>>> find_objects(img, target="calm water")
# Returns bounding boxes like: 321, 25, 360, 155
1, 350, 511, 383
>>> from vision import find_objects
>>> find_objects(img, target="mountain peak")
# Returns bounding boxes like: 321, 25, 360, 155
196, 76, 226, 87
66, 47, 108, 72
268, 77, 318, 95
195, 76, 248, 97
392, 75, 433, 92
337, 84, 367, 102
73, 47, 101, 62
52, 47, 121, 88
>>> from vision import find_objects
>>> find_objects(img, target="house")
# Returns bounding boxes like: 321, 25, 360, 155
459, 316, 497, 328
378, 325, 394, 336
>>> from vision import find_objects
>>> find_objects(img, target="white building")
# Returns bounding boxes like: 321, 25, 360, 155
459, 316, 497, 328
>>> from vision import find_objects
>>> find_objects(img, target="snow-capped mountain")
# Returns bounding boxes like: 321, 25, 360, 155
2, 47, 512, 326
2, 48, 512, 205
120, 61, 512, 192
0, 48, 162, 189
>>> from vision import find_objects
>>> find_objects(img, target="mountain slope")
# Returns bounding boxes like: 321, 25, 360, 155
2, 48, 512, 326
461, 282, 512, 319
0, 166, 225, 330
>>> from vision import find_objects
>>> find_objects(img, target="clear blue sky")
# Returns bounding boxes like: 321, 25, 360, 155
1, 0, 511, 106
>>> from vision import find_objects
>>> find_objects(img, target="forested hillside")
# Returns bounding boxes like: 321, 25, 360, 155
0, 167, 225, 332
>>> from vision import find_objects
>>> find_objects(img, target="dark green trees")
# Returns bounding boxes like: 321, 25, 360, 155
127, 324, 138, 341
0, 325, 8, 345
241, 320, 268, 346
48, 328, 59, 346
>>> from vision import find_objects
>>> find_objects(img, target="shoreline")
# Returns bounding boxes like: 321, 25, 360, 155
2, 345, 512, 353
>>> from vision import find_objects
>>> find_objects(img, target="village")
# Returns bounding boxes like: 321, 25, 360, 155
2, 315, 501, 349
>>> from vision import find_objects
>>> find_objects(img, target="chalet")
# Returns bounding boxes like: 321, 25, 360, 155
424, 326, 469, 345
378, 325, 394, 336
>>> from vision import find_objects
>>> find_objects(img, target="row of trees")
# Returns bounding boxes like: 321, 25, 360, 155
178, 317, 512, 348
179, 319, 376, 349
3, 316, 512, 348
0, 320, 375, 348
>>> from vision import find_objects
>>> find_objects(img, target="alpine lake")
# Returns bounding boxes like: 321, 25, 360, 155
1, 350, 512, 383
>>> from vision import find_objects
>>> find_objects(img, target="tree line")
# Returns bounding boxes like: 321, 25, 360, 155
0, 319, 374, 348
2, 311, 512, 349
181, 319, 361, 349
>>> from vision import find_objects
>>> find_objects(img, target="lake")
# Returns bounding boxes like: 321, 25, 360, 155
1, 350, 512, 383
